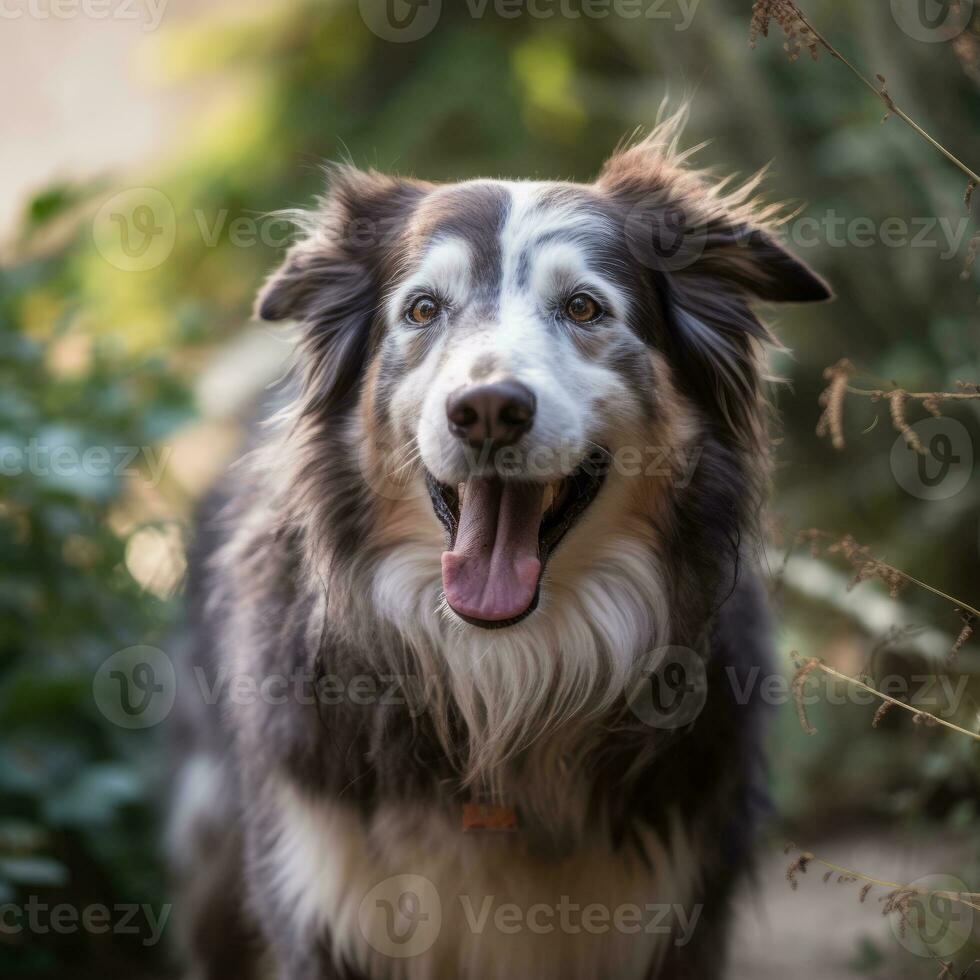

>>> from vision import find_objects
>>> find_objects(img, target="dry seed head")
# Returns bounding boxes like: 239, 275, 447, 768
827, 534, 907, 598
816, 359, 854, 450
786, 851, 814, 890
886, 389, 926, 454
881, 888, 916, 938
791, 656, 821, 736
951, 610, 976, 661
750, 0, 821, 60
872, 701, 893, 728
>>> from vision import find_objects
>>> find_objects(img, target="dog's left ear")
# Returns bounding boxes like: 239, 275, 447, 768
598, 130, 831, 446
686, 218, 832, 305
598, 134, 832, 306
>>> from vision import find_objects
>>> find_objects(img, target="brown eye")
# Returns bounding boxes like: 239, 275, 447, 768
408, 296, 440, 325
565, 293, 601, 323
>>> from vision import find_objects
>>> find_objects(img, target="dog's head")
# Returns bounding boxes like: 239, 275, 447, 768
258, 118, 829, 633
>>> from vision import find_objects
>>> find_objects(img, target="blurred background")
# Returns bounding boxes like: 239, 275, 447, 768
1, 0, 978, 977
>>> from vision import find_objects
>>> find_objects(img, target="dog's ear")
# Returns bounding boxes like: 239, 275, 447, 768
683, 218, 832, 304
256, 165, 428, 415
598, 126, 832, 305
598, 127, 831, 446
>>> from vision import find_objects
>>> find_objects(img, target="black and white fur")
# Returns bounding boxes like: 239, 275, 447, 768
169, 114, 830, 980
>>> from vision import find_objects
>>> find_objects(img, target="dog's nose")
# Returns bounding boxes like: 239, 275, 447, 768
446, 381, 536, 448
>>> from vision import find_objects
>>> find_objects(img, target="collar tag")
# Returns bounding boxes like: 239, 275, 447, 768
462, 802, 519, 832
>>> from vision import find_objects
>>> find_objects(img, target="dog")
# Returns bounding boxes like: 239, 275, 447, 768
168, 112, 830, 980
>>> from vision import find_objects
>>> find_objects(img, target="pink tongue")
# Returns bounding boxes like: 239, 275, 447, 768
441, 479, 544, 622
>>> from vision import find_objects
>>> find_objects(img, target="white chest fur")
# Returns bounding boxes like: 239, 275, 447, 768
263, 781, 700, 980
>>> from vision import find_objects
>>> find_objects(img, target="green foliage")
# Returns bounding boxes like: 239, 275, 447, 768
1, 192, 190, 977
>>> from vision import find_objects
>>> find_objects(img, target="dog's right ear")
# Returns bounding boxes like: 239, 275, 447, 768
256, 165, 428, 414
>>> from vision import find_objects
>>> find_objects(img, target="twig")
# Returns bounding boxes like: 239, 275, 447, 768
845, 385, 980, 403
816, 361, 980, 453
791, 653, 980, 743
797, 529, 980, 622
751, 1, 980, 184
784, 842, 980, 915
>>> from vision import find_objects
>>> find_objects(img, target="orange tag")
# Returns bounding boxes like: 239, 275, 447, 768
462, 803, 519, 832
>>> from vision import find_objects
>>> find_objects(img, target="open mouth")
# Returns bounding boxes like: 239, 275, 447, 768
425, 452, 606, 629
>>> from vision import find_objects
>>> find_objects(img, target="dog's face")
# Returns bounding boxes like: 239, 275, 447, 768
379, 181, 658, 627
258, 125, 830, 632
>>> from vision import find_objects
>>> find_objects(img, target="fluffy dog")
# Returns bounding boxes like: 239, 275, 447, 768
169, 113, 830, 980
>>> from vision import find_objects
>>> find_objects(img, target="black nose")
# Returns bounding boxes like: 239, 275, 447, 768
446, 381, 536, 448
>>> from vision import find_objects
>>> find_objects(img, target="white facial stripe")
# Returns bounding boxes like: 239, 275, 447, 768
526, 240, 630, 321
529, 241, 589, 297
387, 237, 473, 320
499, 183, 629, 320
499, 181, 603, 285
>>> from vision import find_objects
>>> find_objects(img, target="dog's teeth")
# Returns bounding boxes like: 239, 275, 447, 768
542, 481, 564, 515
457, 482, 466, 506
